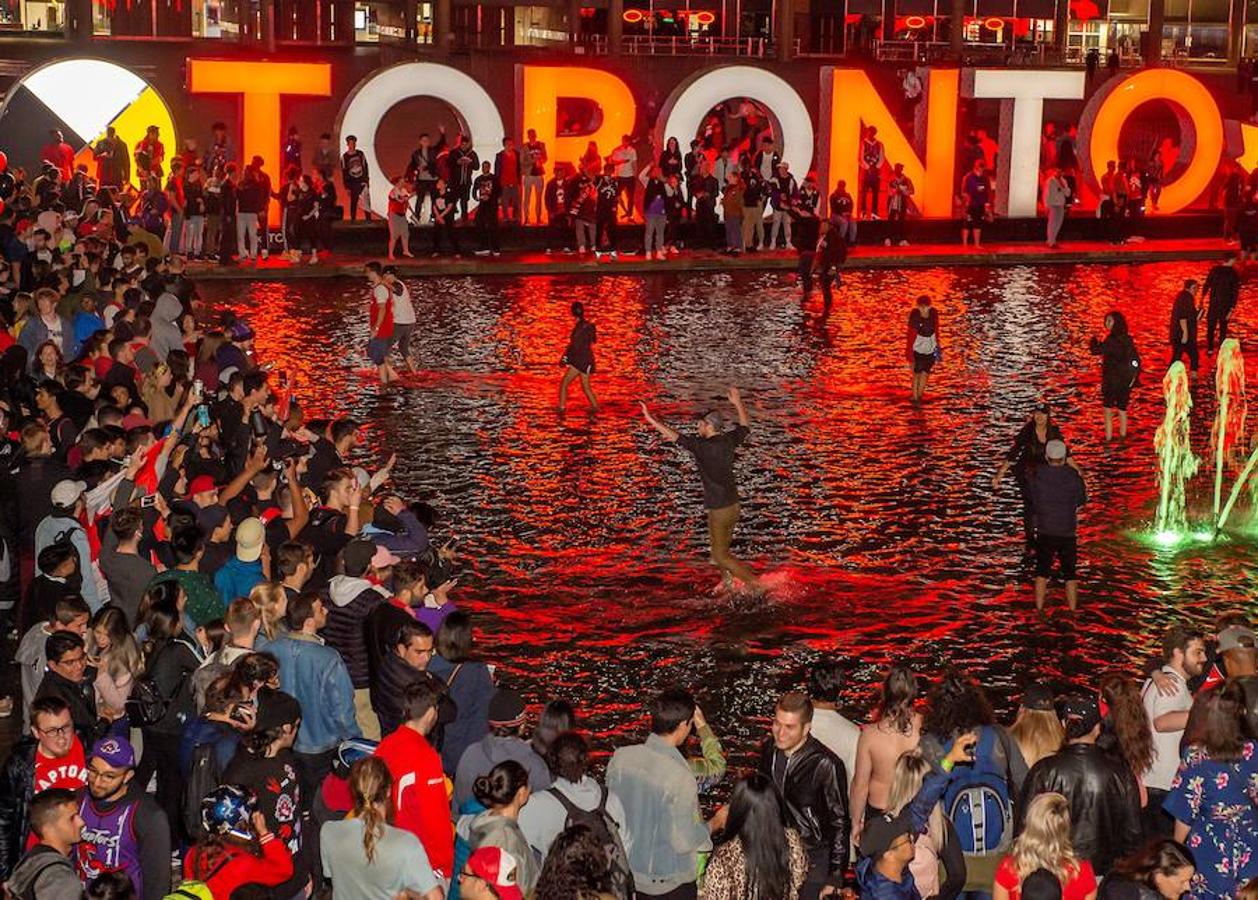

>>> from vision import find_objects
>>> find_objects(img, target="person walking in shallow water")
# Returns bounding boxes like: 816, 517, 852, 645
640, 387, 764, 595
558, 302, 599, 413
906, 294, 940, 405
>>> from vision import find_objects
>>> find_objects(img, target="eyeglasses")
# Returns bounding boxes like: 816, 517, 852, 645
56, 653, 87, 667
37, 723, 74, 738
86, 767, 125, 782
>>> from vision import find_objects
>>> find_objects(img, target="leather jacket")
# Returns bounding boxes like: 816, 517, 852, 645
758, 735, 850, 885
1016, 742, 1142, 875
0, 738, 38, 881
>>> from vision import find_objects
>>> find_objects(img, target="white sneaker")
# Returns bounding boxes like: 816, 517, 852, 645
609, 251, 619, 259
492, 251, 500, 257
261, 249, 269, 259
474, 250, 491, 256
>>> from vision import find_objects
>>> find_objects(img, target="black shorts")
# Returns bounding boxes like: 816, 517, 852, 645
1035, 533, 1078, 580
913, 352, 936, 374
964, 207, 987, 227
1101, 378, 1132, 411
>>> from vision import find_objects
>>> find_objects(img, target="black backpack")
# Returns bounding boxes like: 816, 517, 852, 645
1120, 336, 1142, 387
124, 677, 168, 727
182, 741, 223, 842
547, 785, 634, 900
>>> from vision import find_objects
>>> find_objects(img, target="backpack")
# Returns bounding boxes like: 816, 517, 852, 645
548, 785, 635, 900
124, 676, 168, 726
183, 741, 223, 842
1119, 336, 1142, 387
942, 726, 1012, 855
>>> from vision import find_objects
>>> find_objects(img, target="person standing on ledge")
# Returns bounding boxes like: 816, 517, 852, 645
1030, 439, 1086, 612
557, 302, 599, 414
640, 387, 764, 595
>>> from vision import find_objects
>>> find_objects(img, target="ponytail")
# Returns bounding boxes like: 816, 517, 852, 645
348, 757, 393, 865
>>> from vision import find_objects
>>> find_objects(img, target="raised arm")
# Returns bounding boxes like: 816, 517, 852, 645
640, 401, 680, 443
728, 386, 749, 427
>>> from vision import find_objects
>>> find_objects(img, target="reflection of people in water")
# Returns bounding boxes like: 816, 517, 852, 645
640, 386, 764, 595
558, 301, 599, 413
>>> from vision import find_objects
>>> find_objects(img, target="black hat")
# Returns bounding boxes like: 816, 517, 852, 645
1056, 693, 1102, 738
859, 811, 913, 860
1021, 683, 1055, 712
342, 539, 375, 577
487, 689, 527, 729
1022, 869, 1063, 900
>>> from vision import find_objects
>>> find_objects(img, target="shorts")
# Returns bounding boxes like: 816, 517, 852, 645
913, 352, 936, 374
1035, 533, 1078, 580
964, 207, 987, 227
1101, 378, 1132, 411
367, 336, 393, 365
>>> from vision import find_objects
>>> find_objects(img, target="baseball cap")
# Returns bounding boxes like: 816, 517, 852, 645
235, 517, 265, 562
1056, 693, 1102, 736
1020, 682, 1056, 712
90, 736, 136, 769
464, 847, 525, 900
228, 320, 254, 342
1218, 625, 1258, 653
196, 504, 229, 534
254, 690, 302, 732
859, 810, 913, 859
122, 412, 154, 431
1045, 439, 1068, 461
50, 479, 87, 508
487, 689, 527, 729
342, 539, 376, 577
371, 545, 400, 569
187, 475, 218, 498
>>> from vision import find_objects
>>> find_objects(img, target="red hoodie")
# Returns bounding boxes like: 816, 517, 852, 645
375, 724, 454, 877
184, 833, 293, 900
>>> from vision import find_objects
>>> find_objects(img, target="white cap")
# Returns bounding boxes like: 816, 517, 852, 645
1045, 440, 1068, 461
50, 479, 87, 508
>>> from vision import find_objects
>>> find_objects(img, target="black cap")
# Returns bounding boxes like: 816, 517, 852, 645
1057, 693, 1102, 738
1021, 683, 1055, 712
342, 539, 375, 577
487, 689, 526, 728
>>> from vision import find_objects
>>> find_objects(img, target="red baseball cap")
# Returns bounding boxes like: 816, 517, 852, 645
464, 847, 524, 900
187, 475, 218, 498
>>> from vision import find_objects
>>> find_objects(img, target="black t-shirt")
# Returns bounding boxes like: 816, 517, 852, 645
222, 749, 307, 896
675, 424, 749, 510
1170, 290, 1198, 343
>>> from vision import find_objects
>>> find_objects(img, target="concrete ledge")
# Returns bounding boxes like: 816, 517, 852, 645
186, 237, 1232, 280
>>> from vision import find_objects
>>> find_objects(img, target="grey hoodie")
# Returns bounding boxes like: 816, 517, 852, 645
457, 810, 540, 896
6, 845, 82, 900
148, 292, 183, 361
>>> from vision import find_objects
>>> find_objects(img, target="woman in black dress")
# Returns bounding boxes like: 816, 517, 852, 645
992, 402, 1063, 555
558, 301, 599, 412
1089, 310, 1139, 441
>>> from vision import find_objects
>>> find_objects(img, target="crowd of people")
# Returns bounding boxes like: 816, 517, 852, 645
0, 207, 1255, 900
9, 111, 1250, 279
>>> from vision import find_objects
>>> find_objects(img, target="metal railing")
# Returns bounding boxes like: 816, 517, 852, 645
586, 33, 772, 56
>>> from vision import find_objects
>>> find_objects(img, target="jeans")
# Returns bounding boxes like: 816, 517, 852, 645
860, 170, 880, 216
347, 182, 367, 220
166, 211, 184, 253
236, 212, 260, 258
183, 215, 205, 256
1169, 338, 1199, 372
725, 217, 743, 251
523, 175, 544, 224
769, 209, 792, 248
477, 209, 500, 252
887, 206, 906, 243
500, 184, 520, 223
575, 218, 596, 252
1207, 306, 1232, 352
644, 213, 667, 255
1046, 205, 1066, 244
617, 176, 636, 218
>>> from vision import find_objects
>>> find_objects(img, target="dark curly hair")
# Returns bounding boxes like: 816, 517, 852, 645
923, 671, 995, 740
534, 823, 613, 900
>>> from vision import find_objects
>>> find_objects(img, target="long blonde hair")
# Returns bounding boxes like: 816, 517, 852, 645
886, 750, 945, 850
248, 582, 287, 641
1011, 793, 1079, 883
1010, 708, 1065, 769
349, 757, 392, 864
91, 606, 145, 684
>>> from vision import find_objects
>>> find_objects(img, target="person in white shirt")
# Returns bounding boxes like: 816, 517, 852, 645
608, 136, 639, 222
383, 266, 417, 374
1141, 624, 1206, 837
807, 659, 859, 783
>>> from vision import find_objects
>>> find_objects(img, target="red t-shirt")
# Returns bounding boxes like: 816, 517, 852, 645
374, 725, 453, 877
995, 856, 1097, 900
370, 283, 394, 339
34, 738, 87, 793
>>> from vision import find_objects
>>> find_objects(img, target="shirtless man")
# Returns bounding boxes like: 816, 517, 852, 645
640, 387, 764, 595
848, 666, 922, 844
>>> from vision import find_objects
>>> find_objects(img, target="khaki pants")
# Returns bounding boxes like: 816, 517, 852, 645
354, 687, 381, 740
706, 502, 759, 587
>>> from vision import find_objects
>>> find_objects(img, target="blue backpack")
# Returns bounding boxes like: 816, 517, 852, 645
942, 726, 1012, 854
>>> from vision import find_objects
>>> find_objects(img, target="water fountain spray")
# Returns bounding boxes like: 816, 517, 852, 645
1210, 339, 1247, 523
1154, 361, 1198, 539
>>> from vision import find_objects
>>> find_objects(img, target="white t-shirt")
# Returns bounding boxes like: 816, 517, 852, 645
810, 708, 860, 785
321, 817, 439, 900
392, 283, 416, 326
1142, 666, 1191, 791
613, 146, 637, 178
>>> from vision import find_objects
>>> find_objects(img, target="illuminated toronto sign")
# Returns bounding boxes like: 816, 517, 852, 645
2, 56, 1250, 220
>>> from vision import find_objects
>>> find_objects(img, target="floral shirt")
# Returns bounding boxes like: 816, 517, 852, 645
1164, 740, 1258, 899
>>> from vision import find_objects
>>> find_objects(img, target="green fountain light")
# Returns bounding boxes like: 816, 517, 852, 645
1154, 361, 1199, 537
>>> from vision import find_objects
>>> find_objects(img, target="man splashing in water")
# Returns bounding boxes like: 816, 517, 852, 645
640, 387, 765, 596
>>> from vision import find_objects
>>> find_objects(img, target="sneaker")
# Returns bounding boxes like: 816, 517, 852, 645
474, 250, 491, 256
545, 248, 553, 255
492, 251, 500, 257
884, 238, 892, 247
609, 251, 618, 259
261, 249, 269, 259
899, 240, 909, 247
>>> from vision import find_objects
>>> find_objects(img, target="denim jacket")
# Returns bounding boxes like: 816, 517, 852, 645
606, 733, 711, 893
268, 632, 361, 754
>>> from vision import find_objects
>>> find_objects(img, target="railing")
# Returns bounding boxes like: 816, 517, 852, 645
586, 33, 772, 56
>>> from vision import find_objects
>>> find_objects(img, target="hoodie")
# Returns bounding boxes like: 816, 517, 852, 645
148, 292, 183, 361
457, 810, 539, 897
453, 734, 552, 812
214, 554, 264, 606
323, 575, 388, 688
7, 845, 82, 900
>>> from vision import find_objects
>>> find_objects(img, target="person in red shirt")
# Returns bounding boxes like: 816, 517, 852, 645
363, 262, 398, 386
994, 793, 1098, 900
0, 697, 87, 881
135, 125, 166, 181
184, 785, 294, 900
40, 130, 75, 183
374, 675, 454, 880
